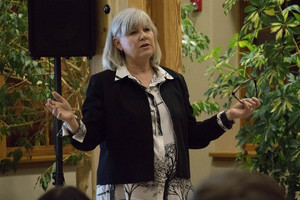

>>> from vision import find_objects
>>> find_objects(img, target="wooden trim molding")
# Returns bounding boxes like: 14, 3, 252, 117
209, 143, 257, 161
6, 145, 74, 168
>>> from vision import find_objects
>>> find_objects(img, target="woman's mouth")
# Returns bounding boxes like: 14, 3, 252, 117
140, 43, 150, 48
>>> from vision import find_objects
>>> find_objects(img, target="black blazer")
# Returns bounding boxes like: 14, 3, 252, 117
70, 66, 226, 185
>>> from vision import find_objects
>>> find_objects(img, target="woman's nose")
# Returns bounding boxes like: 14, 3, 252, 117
139, 31, 148, 40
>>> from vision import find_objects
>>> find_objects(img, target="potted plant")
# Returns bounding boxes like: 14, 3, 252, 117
183, 0, 300, 200
186, 0, 300, 199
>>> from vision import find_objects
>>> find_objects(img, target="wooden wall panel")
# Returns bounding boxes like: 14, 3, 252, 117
151, 0, 182, 73
0, 129, 6, 160
128, 0, 151, 16
0, 75, 6, 160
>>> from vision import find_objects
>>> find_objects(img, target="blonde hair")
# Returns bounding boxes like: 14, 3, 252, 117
102, 8, 161, 70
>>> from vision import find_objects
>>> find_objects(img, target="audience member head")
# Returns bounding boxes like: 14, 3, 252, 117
191, 170, 286, 200
38, 186, 90, 200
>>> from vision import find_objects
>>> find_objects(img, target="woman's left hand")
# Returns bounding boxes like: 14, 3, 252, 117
226, 97, 261, 121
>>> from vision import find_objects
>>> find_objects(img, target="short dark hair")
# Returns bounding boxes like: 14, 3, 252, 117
192, 170, 286, 200
38, 186, 90, 200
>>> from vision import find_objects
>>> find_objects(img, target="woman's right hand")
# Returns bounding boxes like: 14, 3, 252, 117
45, 91, 79, 133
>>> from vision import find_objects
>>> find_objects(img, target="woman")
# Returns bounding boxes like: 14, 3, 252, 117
46, 8, 260, 200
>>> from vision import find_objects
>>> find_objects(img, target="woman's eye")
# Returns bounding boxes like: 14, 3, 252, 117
144, 28, 150, 32
129, 31, 137, 35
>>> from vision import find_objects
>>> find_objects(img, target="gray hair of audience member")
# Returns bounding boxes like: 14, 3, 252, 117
38, 186, 90, 200
191, 170, 286, 200
102, 8, 162, 71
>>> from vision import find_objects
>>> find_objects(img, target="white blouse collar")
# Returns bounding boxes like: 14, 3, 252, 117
114, 65, 174, 84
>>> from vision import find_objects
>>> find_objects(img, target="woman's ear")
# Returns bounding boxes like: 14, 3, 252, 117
113, 37, 123, 51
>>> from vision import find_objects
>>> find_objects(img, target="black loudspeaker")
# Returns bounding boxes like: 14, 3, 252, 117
27, 0, 95, 58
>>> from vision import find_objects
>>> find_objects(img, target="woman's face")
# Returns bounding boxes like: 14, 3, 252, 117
114, 24, 155, 64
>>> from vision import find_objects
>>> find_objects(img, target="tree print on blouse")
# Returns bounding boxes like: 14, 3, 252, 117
123, 143, 193, 200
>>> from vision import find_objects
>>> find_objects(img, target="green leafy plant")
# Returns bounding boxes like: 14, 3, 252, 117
35, 151, 87, 191
199, 0, 300, 199
182, 0, 300, 198
0, 0, 49, 173
181, 4, 210, 64
181, 4, 220, 116
0, 0, 89, 190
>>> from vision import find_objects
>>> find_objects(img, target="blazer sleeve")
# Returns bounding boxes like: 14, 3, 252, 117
177, 73, 227, 149
70, 74, 106, 151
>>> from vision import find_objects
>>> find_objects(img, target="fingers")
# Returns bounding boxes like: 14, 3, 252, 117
45, 101, 64, 121
52, 91, 67, 103
242, 99, 253, 110
241, 97, 260, 110
45, 98, 54, 111
53, 108, 63, 120
252, 97, 261, 107
45, 99, 58, 115
51, 107, 59, 118
45, 92, 67, 110
229, 97, 261, 120
45, 96, 64, 117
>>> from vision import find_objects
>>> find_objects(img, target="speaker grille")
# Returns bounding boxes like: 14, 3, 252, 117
28, 0, 95, 58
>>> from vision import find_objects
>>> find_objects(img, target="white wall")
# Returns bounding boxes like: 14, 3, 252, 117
0, 165, 92, 200
181, 0, 240, 188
